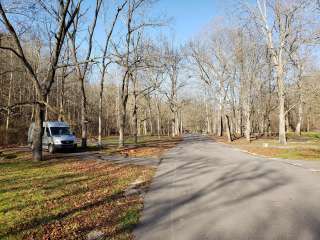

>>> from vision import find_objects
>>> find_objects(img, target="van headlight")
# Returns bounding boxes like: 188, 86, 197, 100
53, 139, 61, 144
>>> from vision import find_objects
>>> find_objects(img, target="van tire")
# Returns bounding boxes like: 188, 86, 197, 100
48, 144, 55, 154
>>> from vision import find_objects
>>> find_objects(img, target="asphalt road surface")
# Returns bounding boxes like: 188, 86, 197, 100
134, 134, 320, 240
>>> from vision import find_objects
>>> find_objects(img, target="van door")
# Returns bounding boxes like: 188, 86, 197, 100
42, 127, 50, 149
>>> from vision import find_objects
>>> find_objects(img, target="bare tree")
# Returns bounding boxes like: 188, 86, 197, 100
254, 0, 310, 144
68, 0, 102, 148
0, 0, 80, 160
163, 43, 183, 137
97, 0, 127, 147
114, 0, 163, 147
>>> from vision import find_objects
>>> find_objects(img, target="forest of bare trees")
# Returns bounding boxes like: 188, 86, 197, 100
188, 0, 320, 142
1, 0, 320, 161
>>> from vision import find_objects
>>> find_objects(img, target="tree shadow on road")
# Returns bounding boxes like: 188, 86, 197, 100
134, 147, 320, 239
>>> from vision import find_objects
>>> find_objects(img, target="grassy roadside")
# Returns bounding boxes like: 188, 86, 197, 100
0, 135, 182, 160
108, 136, 182, 158
212, 132, 320, 161
0, 135, 181, 239
92, 135, 182, 158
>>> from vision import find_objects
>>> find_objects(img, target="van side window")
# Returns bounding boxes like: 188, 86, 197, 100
46, 128, 51, 136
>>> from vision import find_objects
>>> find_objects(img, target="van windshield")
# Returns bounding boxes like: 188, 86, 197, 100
50, 127, 71, 136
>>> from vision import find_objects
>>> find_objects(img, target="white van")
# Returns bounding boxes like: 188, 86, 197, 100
28, 121, 77, 153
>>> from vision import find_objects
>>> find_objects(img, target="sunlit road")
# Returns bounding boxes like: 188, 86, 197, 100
134, 134, 320, 240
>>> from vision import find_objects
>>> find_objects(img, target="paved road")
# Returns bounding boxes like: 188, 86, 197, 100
134, 135, 320, 240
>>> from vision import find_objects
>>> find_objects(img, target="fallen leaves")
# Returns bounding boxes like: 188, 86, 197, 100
0, 135, 180, 239
120, 147, 165, 157
0, 157, 155, 240
118, 137, 182, 158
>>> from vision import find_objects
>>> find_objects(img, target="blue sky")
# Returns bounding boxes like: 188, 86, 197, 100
150, 0, 247, 44
88, 0, 235, 48
84, 0, 231, 83
151, 0, 221, 43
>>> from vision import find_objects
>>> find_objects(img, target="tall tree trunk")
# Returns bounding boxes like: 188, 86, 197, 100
98, 67, 106, 147
277, 64, 287, 144
295, 95, 303, 136
212, 105, 217, 135
285, 112, 290, 133
244, 99, 251, 142
58, 74, 65, 121
5, 56, 13, 144
143, 110, 148, 135
205, 99, 211, 134
81, 83, 87, 148
133, 94, 138, 144
263, 114, 270, 136
218, 96, 223, 136
45, 95, 49, 121
225, 115, 232, 142
239, 103, 243, 137
278, 97, 286, 144
171, 116, 175, 137
119, 102, 126, 147
267, 117, 271, 136
174, 111, 179, 136
32, 103, 45, 161
219, 116, 223, 137
147, 98, 153, 135
156, 101, 161, 139
137, 118, 141, 136
180, 110, 183, 134
279, 97, 286, 144
119, 75, 129, 148
98, 90, 103, 147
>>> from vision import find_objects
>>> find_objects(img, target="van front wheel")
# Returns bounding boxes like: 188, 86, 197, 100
48, 144, 55, 154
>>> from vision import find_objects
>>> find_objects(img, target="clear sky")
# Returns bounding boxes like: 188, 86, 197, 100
151, 0, 228, 43
85, 0, 232, 83
89, 0, 235, 48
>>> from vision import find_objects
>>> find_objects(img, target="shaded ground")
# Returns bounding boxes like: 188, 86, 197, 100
213, 132, 320, 160
135, 134, 320, 240
0, 156, 154, 240
0, 135, 181, 240
0, 135, 181, 161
